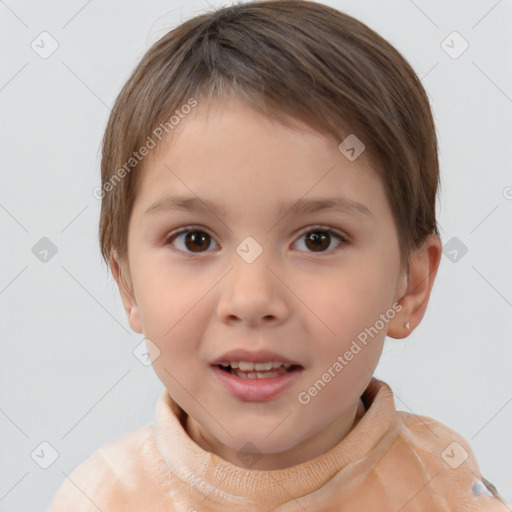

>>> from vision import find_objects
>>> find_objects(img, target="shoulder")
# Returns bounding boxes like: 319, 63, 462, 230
394, 410, 511, 511
48, 423, 171, 512
397, 410, 476, 457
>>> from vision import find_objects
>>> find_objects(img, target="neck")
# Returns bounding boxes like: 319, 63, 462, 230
185, 398, 366, 471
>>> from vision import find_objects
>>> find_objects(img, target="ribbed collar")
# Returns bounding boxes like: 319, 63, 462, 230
154, 376, 397, 505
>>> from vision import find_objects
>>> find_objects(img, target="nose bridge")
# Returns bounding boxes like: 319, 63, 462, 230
231, 234, 275, 292
217, 235, 288, 324
235, 234, 268, 266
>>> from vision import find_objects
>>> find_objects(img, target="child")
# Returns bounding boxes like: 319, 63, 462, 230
49, 1, 511, 510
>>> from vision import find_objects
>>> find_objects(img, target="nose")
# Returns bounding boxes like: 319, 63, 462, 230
216, 252, 290, 327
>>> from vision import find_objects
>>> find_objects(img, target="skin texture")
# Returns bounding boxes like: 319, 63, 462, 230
110, 97, 442, 470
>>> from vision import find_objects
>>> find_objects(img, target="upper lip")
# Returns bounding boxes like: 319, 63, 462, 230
211, 348, 302, 367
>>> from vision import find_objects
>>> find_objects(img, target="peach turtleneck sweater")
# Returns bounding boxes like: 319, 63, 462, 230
49, 377, 511, 511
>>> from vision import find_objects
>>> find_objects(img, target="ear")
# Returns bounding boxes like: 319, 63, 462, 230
109, 251, 143, 334
387, 234, 442, 339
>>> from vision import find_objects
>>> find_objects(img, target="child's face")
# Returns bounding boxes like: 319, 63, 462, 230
116, 97, 411, 468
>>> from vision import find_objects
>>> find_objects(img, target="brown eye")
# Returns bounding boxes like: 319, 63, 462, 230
184, 231, 211, 252
166, 229, 218, 253
304, 231, 330, 252
293, 227, 348, 254
165, 226, 348, 256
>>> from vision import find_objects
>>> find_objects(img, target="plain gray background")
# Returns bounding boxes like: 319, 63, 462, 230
0, 0, 511, 510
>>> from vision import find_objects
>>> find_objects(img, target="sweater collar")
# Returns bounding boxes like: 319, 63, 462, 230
154, 376, 397, 505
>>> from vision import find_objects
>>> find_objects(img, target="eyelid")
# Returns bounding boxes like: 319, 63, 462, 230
295, 224, 349, 240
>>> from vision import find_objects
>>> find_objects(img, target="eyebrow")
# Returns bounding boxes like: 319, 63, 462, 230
144, 194, 374, 220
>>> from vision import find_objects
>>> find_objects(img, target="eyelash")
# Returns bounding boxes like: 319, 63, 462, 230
164, 225, 349, 256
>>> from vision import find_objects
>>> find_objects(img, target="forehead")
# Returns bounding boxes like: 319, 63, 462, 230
133, 98, 388, 222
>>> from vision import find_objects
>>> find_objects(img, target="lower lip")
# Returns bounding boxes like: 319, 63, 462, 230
211, 365, 304, 402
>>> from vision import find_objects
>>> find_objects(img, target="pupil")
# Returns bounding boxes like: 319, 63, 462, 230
306, 231, 329, 251
186, 231, 209, 252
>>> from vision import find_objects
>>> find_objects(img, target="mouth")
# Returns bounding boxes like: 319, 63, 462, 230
213, 362, 303, 379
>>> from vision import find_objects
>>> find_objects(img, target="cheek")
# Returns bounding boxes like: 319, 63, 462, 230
302, 259, 395, 354
132, 272, 198, 353
133, 254, 195, 316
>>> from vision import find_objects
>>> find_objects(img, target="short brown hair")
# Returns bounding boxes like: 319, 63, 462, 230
99, 0, 440, 283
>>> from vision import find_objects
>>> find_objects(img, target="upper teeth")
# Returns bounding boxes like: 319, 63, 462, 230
220, 361, 291, 371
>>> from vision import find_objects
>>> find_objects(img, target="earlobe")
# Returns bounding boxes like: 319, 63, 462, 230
126, 306, 143, 334
109, 252, 143, 334
387, 234, 442, 339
